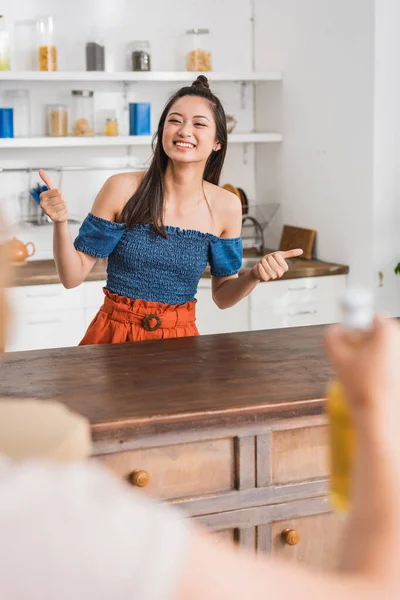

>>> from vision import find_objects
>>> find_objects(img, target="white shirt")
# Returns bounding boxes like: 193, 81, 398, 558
0, 455, 188, 600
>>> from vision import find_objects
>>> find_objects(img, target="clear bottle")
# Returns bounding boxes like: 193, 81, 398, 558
0, 16, 11, 71
47, 104, 68, 137
37, 16, 57, 71
14, 20, 38, 71
4, 90, 31, 137
186, 28, 212, 71
328, 287, 374, 512
71, 90, 94, 136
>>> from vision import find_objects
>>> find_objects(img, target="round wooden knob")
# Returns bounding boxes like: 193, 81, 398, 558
130, 469, 150, 488
282, 529, 300, 546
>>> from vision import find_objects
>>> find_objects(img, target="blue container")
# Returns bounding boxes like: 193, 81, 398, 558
0, 108, 14, 138
129, 102, 151, 136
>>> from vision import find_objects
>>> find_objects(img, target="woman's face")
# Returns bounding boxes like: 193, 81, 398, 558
162, 95, 221, 165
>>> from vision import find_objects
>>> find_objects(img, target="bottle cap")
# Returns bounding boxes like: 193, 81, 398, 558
340, 287, 374, 331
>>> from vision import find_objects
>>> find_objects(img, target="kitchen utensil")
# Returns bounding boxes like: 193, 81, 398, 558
226, 115, 237, 133
279, 224, 316, 260
6, 236, 35, 264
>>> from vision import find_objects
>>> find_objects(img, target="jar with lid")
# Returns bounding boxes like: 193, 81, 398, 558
186, 29, 212, 71
104, 117, 118, 136
47, 104, 67, 137
0, 16, 11, 71
14, 20, 37, 70
71, 90, 94, 136
4, 90, 31, 137
130, 41, 151, 71
37, 16, 57, 71
86, 39, 105, 71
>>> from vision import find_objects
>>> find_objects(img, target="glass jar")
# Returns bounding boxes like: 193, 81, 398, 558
130, 41, 151, 71
0, 16, 11, 71
37, 16, 57, 71
47, 104, 68, 137
71, 90, 94, 136
186, 28, 212, 71
104, 117, 118, 136
4, 90, 30, 137
86, 39, 105, 71
14, 20, 37, 70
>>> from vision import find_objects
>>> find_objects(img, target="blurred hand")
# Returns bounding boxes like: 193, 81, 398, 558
325, 316, 400, 431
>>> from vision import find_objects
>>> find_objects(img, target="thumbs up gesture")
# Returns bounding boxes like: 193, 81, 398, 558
251, 249, 304, 282
38, 170, 68, 224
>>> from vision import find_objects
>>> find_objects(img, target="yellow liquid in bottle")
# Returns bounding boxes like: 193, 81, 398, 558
328, 380, 355, 512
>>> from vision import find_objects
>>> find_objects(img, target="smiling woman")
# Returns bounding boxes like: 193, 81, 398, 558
37, 75, 302, 346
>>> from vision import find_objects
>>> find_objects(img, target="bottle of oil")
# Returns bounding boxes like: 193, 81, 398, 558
328, 287, 374, 512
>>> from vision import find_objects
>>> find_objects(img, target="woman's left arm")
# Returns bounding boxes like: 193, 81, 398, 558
212, 198, 303, 310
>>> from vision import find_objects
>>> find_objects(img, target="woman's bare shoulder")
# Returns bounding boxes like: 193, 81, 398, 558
91, 171, 146, 221
204, 182, 242, 237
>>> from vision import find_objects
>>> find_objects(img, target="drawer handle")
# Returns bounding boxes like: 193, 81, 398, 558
26, 292, 62, 298
27, 319, 62, 325
286, 310, 318, 317
130, 469, 150, 488
288, 285, 317, 292
282, 529, 300, 546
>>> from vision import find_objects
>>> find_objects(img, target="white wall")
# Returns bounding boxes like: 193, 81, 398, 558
0, 0, 262, 257
255, 0, 375, 287
373, 0, 400, 314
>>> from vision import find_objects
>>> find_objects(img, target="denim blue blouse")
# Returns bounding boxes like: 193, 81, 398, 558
74, 213, 242, 305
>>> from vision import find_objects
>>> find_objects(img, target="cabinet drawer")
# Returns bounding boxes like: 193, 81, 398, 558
251, 275, 347, 311
271, 426, 329, 484
8, 284, 84, 314
6, 308, 85, 351
83, 280, 106, 308
250, 275, 347, 329
271, 512, 346, 570
97, 438, 235, 500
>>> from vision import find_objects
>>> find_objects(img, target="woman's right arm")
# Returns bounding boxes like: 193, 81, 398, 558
39, 170, 140, 289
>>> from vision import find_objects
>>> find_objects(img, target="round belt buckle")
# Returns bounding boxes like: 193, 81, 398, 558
142, 314, 162, 332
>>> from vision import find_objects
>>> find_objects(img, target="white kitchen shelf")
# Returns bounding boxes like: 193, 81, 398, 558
0, 133, 283, 149
0, 71, 282, 83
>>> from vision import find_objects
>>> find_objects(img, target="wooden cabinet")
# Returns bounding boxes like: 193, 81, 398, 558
94, 418, 343, 570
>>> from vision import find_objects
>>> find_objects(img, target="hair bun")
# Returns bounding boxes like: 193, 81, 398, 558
191, 75, 210, 91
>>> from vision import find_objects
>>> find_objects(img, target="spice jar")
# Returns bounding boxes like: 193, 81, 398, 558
37, 16, 57, 71
86, 40, 105, 71
71, 90, 94, 136
47, 104, 67, 137
104, 117, 118, 136
130, 41, 151, 71
186, 28, 212, 71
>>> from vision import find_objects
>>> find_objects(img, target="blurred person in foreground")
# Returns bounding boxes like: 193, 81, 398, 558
0, 231, 400, 599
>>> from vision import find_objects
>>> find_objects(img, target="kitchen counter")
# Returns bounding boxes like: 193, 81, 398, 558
0, 327, 342, 566
10, 253, 349, 287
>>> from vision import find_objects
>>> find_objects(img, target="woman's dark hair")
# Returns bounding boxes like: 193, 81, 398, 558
120, 75, 227, 237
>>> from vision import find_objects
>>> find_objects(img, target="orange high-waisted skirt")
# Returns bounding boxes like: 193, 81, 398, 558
79, 289, 199, 345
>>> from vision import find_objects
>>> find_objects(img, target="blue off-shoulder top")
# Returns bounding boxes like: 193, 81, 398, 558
74, 213, 242, 305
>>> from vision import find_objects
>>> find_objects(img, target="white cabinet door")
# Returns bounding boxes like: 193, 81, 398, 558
83, 280, 106, 327
196, 280, 249, 334
249, 275, 347, 330
6, 308, 85, 352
